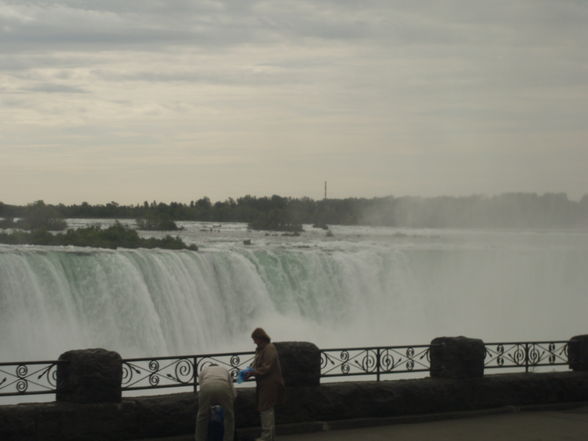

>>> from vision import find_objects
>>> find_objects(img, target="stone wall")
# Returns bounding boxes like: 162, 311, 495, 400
1, 336, 588, 441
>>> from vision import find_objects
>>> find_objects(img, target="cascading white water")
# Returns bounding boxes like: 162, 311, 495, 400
1, 222, 587, 363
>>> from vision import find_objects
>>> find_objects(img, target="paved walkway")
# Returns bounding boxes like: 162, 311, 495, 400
131, 403, 588, 441
278, 405, 588, 441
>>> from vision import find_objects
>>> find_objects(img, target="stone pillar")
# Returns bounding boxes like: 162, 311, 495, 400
56, 348, 122, 403
275, 342, 321, 387
568, 335, 588, 371
430, 336, 485, 379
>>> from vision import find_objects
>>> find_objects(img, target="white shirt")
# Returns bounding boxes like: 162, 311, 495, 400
198, 365, 237, 398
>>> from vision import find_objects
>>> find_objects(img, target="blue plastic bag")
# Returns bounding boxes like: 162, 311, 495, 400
237, 367, 254, 384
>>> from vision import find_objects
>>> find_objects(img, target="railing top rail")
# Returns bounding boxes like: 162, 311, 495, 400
122, 351, 255, 363
485, 340, 568, 345
320, 344, 431, 352
0, 360, 62, 367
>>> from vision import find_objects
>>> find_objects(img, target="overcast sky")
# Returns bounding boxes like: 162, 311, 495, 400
1, 0, 587, 205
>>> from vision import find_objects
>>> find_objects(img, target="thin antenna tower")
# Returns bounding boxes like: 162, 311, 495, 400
324, 181, 327, 200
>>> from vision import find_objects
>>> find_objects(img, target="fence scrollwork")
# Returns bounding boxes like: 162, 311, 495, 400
484, 341, 568, 372
119, 352, 256, 392
320, 345, 430, 379
0, 340, 572, 398
0, 361, 59, 397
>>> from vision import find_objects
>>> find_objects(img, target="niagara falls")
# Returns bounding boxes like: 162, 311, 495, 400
2, 219, 587, 364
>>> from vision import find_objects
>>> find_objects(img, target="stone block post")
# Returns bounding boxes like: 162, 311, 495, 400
568, 335, 588, 371
275, 342, 321, 387
430, 336, 485, 379
56, 348, 123, 403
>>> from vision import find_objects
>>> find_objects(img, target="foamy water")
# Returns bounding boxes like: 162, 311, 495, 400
1, 221, 587, 363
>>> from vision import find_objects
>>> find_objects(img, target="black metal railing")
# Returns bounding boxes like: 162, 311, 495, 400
0, 340, 572, 397
320, 344, 431, 381
0, 360, 60, 397
121, 351, 256, 392
484, 341, 568, 373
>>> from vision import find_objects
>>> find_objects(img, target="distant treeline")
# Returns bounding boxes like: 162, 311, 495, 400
1, 192, 588, 229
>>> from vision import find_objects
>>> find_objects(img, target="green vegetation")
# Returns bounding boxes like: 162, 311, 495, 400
2, 192, 588, 230
0, 222, 198, 251
247, 209, 303, 233
8, 200, 68, 231
136, 213, 180, 231
0, 201, 194, 250
0, 217, 15, 229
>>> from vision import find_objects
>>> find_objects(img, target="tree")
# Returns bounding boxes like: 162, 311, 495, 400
16, 200, 67, 231
136, 212, 180, 231
248, 209, 303, 232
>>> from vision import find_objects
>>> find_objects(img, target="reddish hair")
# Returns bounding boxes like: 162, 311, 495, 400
251, 327, 271, 343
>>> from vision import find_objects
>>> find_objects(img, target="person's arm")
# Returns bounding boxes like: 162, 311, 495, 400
253, 345, 277, 377
228, 370, 237, 397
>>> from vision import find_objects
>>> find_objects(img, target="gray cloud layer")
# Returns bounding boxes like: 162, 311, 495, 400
1, 0, 587, 204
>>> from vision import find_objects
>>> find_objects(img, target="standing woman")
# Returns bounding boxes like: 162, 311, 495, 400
246, 328, 285, 441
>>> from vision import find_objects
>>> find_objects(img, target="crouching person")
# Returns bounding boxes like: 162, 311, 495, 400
196, 364, 236, 441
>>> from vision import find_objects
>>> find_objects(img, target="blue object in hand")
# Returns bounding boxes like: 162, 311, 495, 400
237, 367, 254, 384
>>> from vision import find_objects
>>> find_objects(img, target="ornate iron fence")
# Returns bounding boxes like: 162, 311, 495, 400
0, 360, 60, 397
121, 351, 256, 392
484, 341, 568, 373
320, 345, 431, 381
0, 340, 572, 397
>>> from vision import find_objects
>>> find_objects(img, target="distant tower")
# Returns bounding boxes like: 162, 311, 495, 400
324, 181, 327, 200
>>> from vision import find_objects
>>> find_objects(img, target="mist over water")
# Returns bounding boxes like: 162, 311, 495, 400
1, 221, 588, 363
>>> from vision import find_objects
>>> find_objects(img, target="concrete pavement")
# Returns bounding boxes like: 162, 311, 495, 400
278, 405, 588, 441
131, 403, 588, 441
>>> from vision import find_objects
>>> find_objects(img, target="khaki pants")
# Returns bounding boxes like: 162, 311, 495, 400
256, 408, 275, 441
195, 380, 235, 441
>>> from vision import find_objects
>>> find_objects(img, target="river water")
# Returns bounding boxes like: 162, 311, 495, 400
1, 220, 587, 362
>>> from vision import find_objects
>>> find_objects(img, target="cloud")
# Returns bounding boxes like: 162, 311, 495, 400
1, 0, 588, 204
1, 0, 586, 47
21, 83, 88, 94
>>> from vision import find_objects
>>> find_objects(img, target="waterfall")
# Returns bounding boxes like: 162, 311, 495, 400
1, 227, 587, 362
